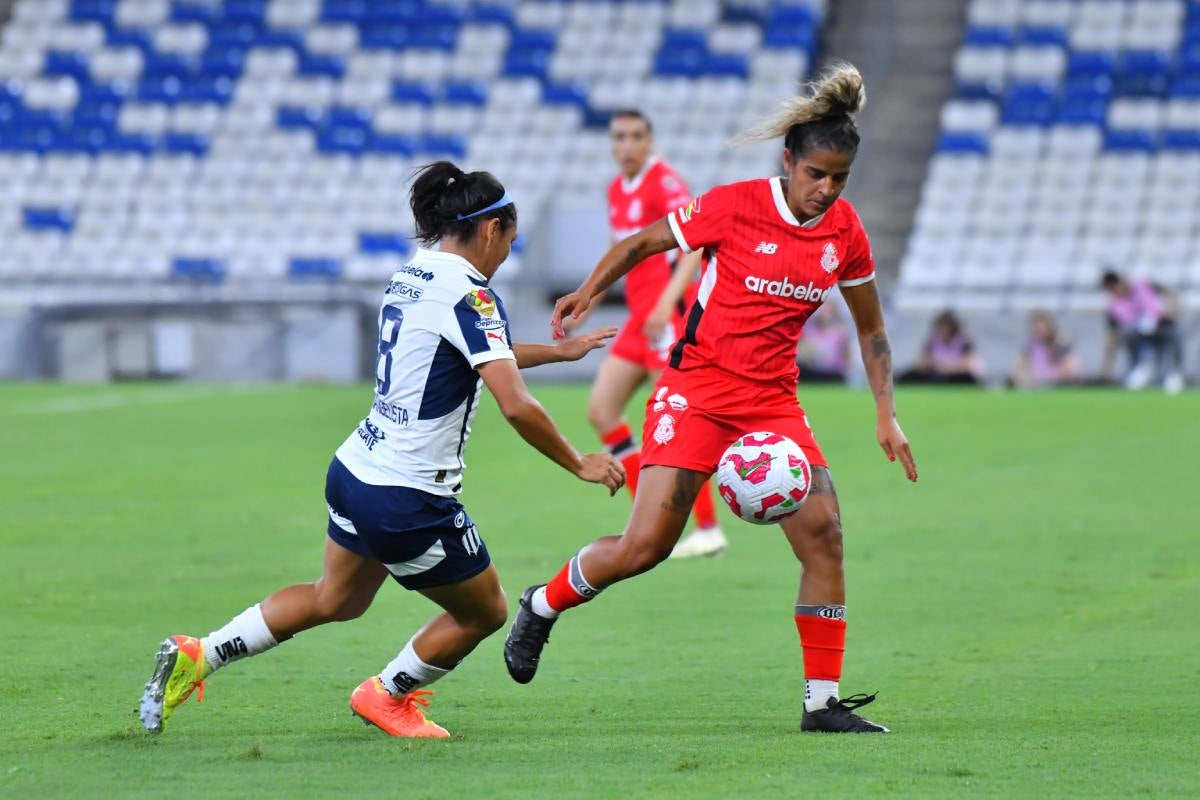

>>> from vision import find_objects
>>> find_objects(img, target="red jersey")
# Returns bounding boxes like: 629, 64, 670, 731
607, 157, 693, 319
664, 177, 875, 388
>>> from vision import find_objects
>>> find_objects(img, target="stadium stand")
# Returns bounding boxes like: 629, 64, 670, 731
902, 0, 1200, 311
0, 0, 824, 286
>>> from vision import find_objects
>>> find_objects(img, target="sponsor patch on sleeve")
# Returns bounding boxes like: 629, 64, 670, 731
679, 195, 702, 222
465, 288, 497, 317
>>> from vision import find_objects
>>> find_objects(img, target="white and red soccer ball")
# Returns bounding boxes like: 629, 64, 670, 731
716, 432, 812, 525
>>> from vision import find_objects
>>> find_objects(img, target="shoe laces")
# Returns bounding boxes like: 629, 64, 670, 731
832, 692, 877, 712
388, 689, 435, 722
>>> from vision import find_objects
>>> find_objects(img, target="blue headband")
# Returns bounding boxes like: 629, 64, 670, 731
455, 191, 514, 221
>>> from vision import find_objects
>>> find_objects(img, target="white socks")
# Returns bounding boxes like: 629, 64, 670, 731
805, 679, 840, 712
530, 585, 559, 619
379, 638, 452, 696
202, 604, 279, 674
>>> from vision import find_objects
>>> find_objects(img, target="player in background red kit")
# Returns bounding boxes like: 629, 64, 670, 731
505, 64, 918, 733
569, 110, 725, 559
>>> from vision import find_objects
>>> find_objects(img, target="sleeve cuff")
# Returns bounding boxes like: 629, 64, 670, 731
666, 211, 694, 254
838, 272, 875, 288
468, 350, 516, 369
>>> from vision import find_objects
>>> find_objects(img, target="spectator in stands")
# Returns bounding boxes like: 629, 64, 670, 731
899, 310, 984, 385
1009, 310, 1082, 389
1100, 270, 1185, 394
796, 301, 852, 382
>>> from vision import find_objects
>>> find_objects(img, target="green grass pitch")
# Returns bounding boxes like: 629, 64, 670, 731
1, 382, 1197, 798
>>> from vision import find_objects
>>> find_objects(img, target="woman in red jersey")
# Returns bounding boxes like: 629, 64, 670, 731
503, 64, 918, 733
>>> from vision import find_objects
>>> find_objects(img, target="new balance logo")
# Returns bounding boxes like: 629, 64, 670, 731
215, 636, 248, 663
753, 241, 779, 254
744, 275, 831, 303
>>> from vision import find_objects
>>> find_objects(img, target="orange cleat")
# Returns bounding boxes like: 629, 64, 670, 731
349, 677, 450, 739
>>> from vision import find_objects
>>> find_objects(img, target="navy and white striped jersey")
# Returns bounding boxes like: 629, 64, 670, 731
335, 248, 514, 495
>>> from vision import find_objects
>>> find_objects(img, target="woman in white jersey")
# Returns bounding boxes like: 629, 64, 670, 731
138, 162, 625, 739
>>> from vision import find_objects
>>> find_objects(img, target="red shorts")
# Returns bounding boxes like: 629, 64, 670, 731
610, 312, 685, 372
640, 367, 828, 474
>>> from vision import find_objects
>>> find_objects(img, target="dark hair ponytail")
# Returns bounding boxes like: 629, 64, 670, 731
409, 161, 517, 247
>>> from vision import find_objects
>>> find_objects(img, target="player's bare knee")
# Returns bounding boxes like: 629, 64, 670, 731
586, 402, 618, 434
479, 589, 509, 634
619, 538, 672, 576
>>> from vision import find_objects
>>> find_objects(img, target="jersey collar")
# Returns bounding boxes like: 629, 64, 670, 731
620, 156, 659, 193
418, 247, 489, 283
770, 176, 827, 229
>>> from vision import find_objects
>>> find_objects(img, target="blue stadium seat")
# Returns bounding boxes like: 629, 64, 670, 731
321, 0, 367, 23
1057, 95, 1109, 125
1115, 51, 1172, 96
23, 207, 76, 232
392, 83, 436, 106
442, 83, 487, 106
1003, 84, 1056, 125
1019, 27, 1068, 47
936, 132, 989, 154
417, 134, 467, 159
289, 258, 343, 279
298, 53, 346, 79
172, 2, 219, 24
543, 84, 588, 109
43, 51, 90, 81
1162, 130, 1200, 149
963, 27, 1016, 47
763, 25, 816, 51
367, 134, 416, 155
359, 233, 411, 255
1172, 73, 1200, 97
1105, 130, 1157, 152
172, 258, 226, 281
162, 133, 209, 156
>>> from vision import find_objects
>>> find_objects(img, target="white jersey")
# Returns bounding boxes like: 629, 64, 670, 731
335, 248, 515, 495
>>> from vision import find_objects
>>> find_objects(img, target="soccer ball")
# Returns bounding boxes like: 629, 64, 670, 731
716, 432, 812, 525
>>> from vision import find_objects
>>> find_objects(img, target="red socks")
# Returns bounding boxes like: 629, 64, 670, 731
692, 479, 718, 529
794, 605, 846, 681
544, 555, 600, 613
600, 422, 640, 497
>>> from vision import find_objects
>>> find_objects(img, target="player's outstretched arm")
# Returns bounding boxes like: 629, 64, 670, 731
477, 359, 626, 495
841, 280, 918, 482
513, 327, 618, 369
551, 217, 679, 338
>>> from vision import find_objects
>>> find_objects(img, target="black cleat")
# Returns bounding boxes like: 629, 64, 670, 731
504, 585, 557, 684
801, 693, 890, 733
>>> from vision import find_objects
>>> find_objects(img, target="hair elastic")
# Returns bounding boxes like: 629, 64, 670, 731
456, 191, 514, 221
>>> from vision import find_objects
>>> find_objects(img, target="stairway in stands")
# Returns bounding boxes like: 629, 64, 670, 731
822, 0, 965, 291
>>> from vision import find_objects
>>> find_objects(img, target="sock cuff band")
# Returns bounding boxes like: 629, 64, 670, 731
794, 604, 846, 621
568, 554, 599, 598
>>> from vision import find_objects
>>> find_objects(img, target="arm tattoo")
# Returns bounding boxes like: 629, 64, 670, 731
868, 332, 893, 401
808, 466, 837, 496
660, 468, 705, 514
597, 246, 642, 292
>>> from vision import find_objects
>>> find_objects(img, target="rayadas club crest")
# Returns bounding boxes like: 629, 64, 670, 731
820, 242, 839, 273
466, 288, 497, 317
